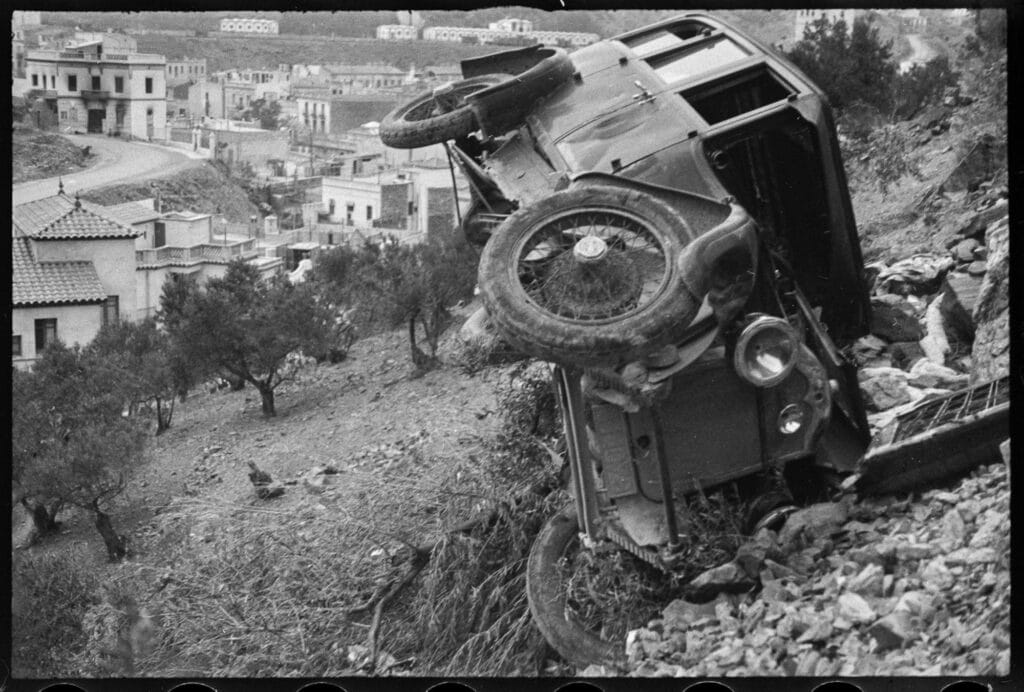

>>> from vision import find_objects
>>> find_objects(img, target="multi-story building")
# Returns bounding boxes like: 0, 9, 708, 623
421, 17, 598, 47
219, 17, 280, 35
376, 25, 419, 40
323, 63, 409, 93
25, 34, 167, 140
165, 57, 207, 86
794, 9, 858, 41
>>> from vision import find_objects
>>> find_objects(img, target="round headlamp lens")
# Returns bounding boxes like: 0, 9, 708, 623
734, 316, 798, 387
778, 403, 806, 434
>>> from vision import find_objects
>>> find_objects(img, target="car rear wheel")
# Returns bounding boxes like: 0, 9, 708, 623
478, 185, 700, 366
526, 508, 627, 669
379, 75, 506, 149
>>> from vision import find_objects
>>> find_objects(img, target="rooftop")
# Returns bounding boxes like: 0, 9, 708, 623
13, 193, 142, 240
102, 200, 161, 226
12, 236, 107, 306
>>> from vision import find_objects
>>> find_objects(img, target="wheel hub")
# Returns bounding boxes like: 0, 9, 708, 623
573, 235, 608, 263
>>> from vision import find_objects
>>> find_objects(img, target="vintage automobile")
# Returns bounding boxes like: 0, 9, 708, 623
380, 11, 1009, 667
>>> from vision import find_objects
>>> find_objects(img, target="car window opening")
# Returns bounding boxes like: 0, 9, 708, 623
705, 116, 832, 316
620, 21, 712, 58
646, 36, 749, 84
682, 66, 794, 125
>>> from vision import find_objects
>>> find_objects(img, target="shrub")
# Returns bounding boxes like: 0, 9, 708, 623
893, 55, 960, 120
12, 546, 101, 677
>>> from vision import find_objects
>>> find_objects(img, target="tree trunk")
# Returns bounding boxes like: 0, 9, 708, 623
20, 497, 61, 535
408, 316, 430, 367
94, 508, 128, 562
258, 384, 276, 417
155, 396, 174, 435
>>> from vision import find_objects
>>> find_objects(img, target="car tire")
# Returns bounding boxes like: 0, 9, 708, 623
379, 75, 506, 149
526, 507, 626, 669
468, 47, 575, 138
478, 185, 701, 367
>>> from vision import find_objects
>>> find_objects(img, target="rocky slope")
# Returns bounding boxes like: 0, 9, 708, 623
12, 124, 93, 184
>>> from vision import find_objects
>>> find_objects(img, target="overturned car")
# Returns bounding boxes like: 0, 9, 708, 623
381, 12, 1009, 667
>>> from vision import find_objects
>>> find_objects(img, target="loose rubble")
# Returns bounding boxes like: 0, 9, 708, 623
624, 462, 1009, 676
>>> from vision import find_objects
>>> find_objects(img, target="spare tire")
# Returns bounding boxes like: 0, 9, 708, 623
478, 185, 701, 366
379, 75, 506, 149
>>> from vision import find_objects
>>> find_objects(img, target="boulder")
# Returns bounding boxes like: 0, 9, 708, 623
858, 367, 914, 411
970, 216, 1009, 383
943, 134, 1002, 193
953, 238, 980, 263
869, 298, 924, 342
919, 293, 951, 365
876, 254, 955, 295
906, 360, 969, 390
684, 561, 757, 602
939, 272, 983, 343
837, 592, 876, 623
777, 502, 849, 548
888, 341, 925, 370
868, 610, 918, 651
967, 260, 988, 276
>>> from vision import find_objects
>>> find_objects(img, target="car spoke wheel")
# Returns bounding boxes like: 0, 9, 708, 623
527, 508, 628, 669
379, 75, 506, 149
479, 185, 700, 366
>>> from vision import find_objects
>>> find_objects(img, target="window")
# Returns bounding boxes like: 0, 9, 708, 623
366, 205, 373, 220
622, 21, 708, 58
114, 76, 123, 92
31, 74, 38, 86
345, 203, 354, 225
102, 296, 120, 326
67, 74, 77, 91
60, 110, 67, 120
647, 37, 749, 84
50, 75, 56, 88
145, 76, 153, 93
12, 335, 22, 357
408, 201, 414, 215
91, 75, 101, 90
35, 318, 57, 353
682, 67, 794, 125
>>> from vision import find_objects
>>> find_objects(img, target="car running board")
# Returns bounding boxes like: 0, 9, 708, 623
855, 375, 1009, 495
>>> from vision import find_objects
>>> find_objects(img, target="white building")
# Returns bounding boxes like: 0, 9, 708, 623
219, 18, 280, 35
794, 9, 858, 41
377, 25, 419, 40
419, 17, 598, 47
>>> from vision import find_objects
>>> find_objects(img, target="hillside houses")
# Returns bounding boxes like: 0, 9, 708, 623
11, 186, 281, 369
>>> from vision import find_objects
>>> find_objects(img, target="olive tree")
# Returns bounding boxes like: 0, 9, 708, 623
161, 260, 336, 416
12, 342, 147, 560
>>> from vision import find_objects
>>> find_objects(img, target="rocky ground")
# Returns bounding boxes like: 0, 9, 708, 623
12, 123, 93, 184
608, 459, 1010, 677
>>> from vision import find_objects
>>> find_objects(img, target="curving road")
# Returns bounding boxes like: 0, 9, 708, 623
12, 134, 206, 206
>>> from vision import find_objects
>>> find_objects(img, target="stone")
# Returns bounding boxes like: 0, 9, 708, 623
685, 561, 756, 602
796, 616, 834, 644
848, 563, 886, 598
734, 542, 768, 579
858, 367, 914, 411
973, 245, 989, 261
906, 359, 970, 390
778, 502, 849, 548
760, 578, 795, 602
970, 509, 1004, 548
255, 480, 285, 499
868, 610, 917, 651
921, 557, 954, 592
663, 598, 718, 632
838, 593, 876, 624
894, 591, 936, 619
888, 341, 925, 370
876, 254, 955, 295
937, 507, 967, 551
870, 299, 925, 342
920, 293, 951, 365
953, 238, 980, 263
956, 499, 983, 523
967, 260, 988, 276
970, 217, 1009, 383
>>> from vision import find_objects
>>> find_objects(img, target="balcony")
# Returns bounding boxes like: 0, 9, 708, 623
81, 89, 110, 101
135, 239, 258, 267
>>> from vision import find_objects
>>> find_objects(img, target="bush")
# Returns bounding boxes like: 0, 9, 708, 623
893, 55, 960, 120
12, 546, 101, 677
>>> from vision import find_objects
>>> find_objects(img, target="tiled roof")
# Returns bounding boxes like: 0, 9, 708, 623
13, 194, 142, 239
102, 200, 161, 226
11, 237, 107, 306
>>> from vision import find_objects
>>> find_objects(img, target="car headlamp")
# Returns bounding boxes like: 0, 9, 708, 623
733, 315, 799, 387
